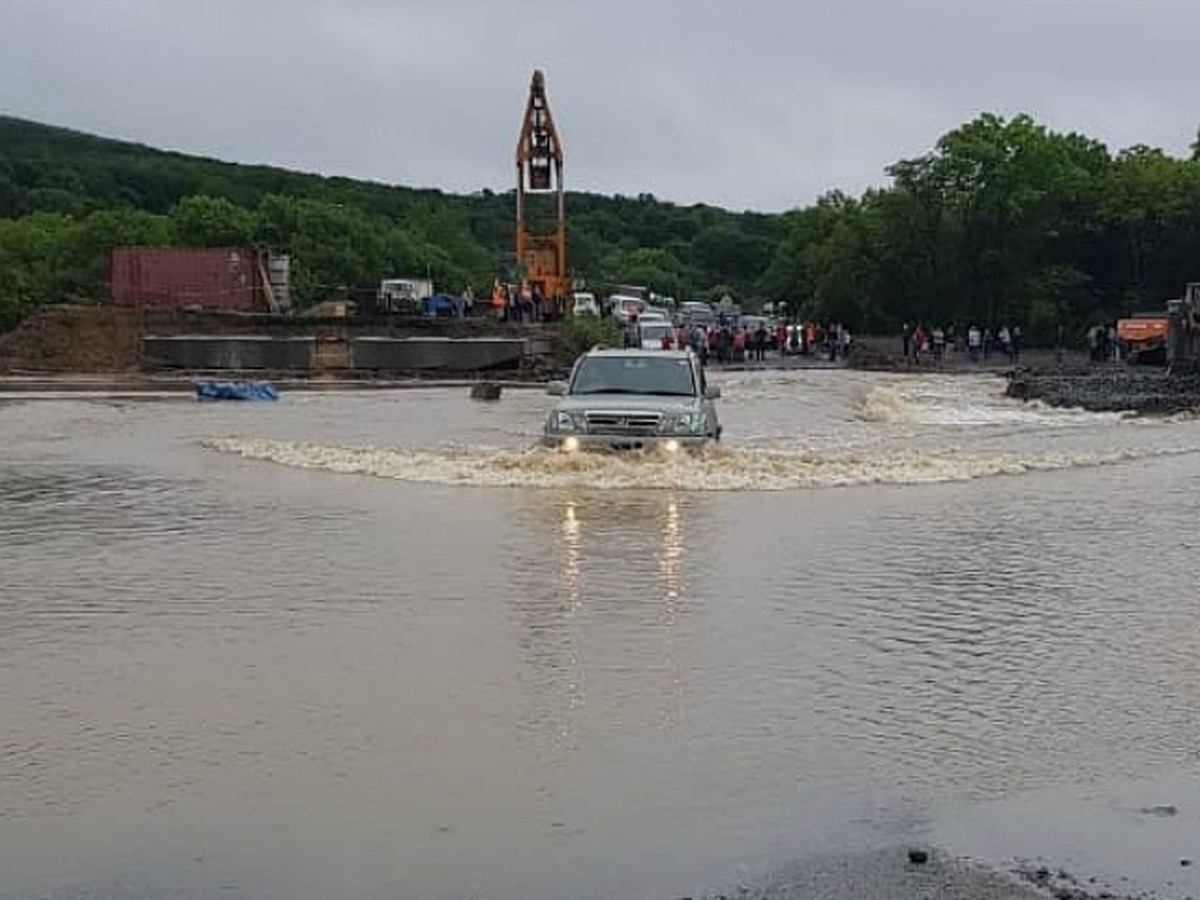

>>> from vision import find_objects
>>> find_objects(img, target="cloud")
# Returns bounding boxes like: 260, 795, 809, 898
1, 0, 1198, 210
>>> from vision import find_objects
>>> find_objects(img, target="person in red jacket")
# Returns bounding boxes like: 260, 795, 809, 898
732, 328, 747, 362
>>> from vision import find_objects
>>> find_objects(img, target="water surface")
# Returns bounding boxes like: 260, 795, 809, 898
2, 371, 1199, 899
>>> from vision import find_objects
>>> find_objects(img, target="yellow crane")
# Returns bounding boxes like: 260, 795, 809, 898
515, 70, 569, 318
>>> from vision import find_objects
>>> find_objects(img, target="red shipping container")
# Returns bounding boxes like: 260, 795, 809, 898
109, 247, 265, 311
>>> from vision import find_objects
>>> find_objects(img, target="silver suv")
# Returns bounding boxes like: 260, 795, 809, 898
542, 348, 722, 452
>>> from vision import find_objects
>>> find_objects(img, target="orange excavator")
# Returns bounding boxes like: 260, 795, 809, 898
515, 70, 570, 318
1117, 283, 1200, 365
1117, 313, 1168, 365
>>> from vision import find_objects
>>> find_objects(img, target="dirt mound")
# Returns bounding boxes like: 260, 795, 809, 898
0, 304, 146, 372
0, 304, 573, 376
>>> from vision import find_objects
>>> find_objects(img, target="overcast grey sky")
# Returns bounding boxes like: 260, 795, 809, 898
1, 0, 1197, 211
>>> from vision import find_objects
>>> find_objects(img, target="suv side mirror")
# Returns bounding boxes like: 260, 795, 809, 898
547, 381, 567, 396
704, 385, 721, 400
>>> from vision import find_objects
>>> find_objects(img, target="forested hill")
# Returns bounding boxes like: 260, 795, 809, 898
2, 113, 1200, 339
0, 115, 779, 324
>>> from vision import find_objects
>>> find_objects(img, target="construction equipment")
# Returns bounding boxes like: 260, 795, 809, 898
1117, 313, 1169, 365
1167, 282, 1200, 368
515, 70, 569, 318
1120, 283, 1200, 368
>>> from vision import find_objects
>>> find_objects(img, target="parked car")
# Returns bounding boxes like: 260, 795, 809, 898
677, 301, 715, 328
635, 320, 676, 350
542, 348, 722, 452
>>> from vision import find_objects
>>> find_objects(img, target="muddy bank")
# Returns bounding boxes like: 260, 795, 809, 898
693, 847, 1162, 900
714, 848, 1047, 900
932, 768, 1200, 900
1006, 369, 1200, 413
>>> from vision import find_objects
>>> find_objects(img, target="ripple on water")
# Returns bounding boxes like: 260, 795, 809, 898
0, 466, 218, 547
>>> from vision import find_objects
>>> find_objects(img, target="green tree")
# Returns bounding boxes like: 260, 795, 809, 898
170, 195, 256, 247
0, 213, 84, 328
8, 111, 1200, 341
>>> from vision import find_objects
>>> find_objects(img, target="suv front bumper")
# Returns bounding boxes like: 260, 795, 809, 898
541, 434, 712, 453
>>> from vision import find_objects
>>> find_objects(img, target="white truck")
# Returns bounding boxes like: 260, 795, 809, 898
572, 292, 600, 317
377, 277, 433, 314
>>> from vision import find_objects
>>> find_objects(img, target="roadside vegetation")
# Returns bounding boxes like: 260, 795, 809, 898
2, 114, 1200, 341
564, 314, 622, 359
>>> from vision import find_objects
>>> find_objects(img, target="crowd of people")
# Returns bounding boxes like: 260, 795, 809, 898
1086, 323, 1125, 362
901, 322, 1024, 364
489, 281, 567, 322
623, 316, 855, 366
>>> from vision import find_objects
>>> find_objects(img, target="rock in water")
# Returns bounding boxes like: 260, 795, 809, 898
470, 383, 502, 401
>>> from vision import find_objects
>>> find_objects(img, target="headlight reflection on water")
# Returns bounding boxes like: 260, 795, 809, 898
557, 497, 686, 613
560, 502, 583, 614
659, 501, 683, 609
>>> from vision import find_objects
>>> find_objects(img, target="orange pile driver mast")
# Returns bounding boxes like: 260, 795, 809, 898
516, 70, 568, 316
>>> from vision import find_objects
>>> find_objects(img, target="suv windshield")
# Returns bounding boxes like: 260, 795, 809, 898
570, 356, 696, 397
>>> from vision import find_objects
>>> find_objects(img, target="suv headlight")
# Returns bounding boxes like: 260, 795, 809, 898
548, 410, 583, 433
660, 412, 703, 435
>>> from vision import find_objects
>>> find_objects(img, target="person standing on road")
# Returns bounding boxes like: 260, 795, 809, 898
732, 327, 747, 363
913, 323, 927, 360
968, 325, 982, 363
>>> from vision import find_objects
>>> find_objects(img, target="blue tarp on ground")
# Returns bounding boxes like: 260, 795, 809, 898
194, 381, 279, 402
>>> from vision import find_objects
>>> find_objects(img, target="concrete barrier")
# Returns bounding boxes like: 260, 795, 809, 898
142, 335, 526, 372
144, 336, 314, 370
350, 337, 524, 372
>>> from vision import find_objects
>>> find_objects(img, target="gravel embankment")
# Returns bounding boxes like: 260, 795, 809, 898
1006, 369, 1200, 413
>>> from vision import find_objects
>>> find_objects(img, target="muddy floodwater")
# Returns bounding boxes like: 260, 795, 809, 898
3, 370, 1200, 900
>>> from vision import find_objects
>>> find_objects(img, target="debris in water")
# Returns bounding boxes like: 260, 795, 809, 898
470, 383, 502, 401
1140, 804, 1179, 817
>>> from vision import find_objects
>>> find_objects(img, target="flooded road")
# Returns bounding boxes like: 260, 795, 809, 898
3, 370, 1200, 900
